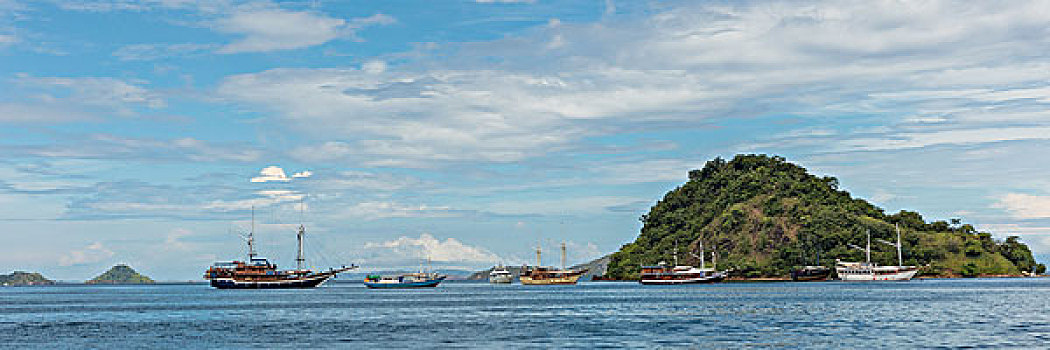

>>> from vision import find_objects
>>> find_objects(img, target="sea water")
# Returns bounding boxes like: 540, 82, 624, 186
3, 278, 1050, 348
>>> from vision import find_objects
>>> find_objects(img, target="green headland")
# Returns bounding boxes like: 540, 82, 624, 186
605, 154, 1043, 280
1, 271, 55, 286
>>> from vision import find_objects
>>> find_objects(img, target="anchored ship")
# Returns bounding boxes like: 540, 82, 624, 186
364, 259, 446, 289
364, 272, 446, 288
639, 240, 726, 285
835, 224, 918, 281
204, 206, 356, 289
488, 265, 513, 284
520, 242, 586, 285
791, 266, 831, 281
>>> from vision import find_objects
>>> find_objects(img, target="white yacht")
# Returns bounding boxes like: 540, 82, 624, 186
489, 265, 513, 284
836, 224, 919, 281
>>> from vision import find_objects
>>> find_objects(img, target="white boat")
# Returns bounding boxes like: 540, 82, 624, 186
489, 265, 513, 284
836, 224, 918, 281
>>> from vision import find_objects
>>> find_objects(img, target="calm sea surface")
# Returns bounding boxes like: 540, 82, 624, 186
3, 278, 1050, 349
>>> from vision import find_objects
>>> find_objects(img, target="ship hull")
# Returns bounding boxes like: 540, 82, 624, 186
489, 275, 513, 284
209, 274, 334, 289
836, 267, 918, 281
639, 275, 725, 285
364, 276, 445, 289
791, 267, 831, 282
520, 274, 582, 285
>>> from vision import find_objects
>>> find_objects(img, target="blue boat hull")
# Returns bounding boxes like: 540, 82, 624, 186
364, 276, 446, 289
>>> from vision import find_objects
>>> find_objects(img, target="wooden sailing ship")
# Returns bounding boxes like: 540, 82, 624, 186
520, 242, 587, 285
639, 240, 726, 285
204, 206, 356, 289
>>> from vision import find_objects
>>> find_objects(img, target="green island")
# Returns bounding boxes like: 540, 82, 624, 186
87, 264, 155, 284
1, 271, 55, 286
605, 154, 1044, 280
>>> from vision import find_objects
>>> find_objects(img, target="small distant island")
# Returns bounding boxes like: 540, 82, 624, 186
604, 154, 1045, 280
1, 271, 55, 286
87, 264, 155, 284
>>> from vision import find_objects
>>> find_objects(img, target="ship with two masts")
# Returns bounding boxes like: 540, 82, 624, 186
204, 207, 356, 289
640, 240, 726, 285
520, 242, 587, 285
835, 224, 918, 281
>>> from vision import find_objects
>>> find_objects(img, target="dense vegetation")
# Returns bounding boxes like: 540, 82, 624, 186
87, 264, 155, 284
0, 271, 54, 286
606, 154, 1044, 279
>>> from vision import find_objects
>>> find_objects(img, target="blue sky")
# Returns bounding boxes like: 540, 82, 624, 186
4, 0, 1050, 280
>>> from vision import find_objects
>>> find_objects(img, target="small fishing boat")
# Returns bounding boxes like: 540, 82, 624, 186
364, 272, 446, 288
489, 265, 513, 284
364, 259, 446, 289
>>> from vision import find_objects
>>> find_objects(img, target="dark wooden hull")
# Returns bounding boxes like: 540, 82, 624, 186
209, 274, 333, 289
791, 268, 831, 282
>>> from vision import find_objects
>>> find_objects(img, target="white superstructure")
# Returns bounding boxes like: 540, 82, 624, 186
489, 265, 513, 284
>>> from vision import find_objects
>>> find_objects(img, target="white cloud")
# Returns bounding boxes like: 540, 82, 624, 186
309, 170, 421, 192
484, 196, 645, 216
3, 135, 261, 163
0, 103, 95, 123
292, 170, 312, 178
0, 33, 16, 46
59, 242, 115, 266
364, 233, 500, 263
15, 74, 166, 115
361, 60, 386, 74
113, 43, 217, 61
215, 1, 1050, 167
204, 189, 303, 211
215, 7, 394, 53
996, 193, 1050, 220
838, 126, 1050, 152
250, 166, 290, 183
339, 201, 458, 220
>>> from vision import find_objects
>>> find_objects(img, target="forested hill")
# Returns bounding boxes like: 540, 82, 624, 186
605, 154, 1043, 279
87, 264, 155, 284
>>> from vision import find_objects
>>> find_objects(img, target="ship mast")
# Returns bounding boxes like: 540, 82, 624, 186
248, 205, 257, 260
673, 239, 679, 266
296, 199, 305, 272
896, 223, 903, 267
865, 229, 871, 264
561, 242, 567, 270
535, 240, 542, 267
699, 240, 705, 269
